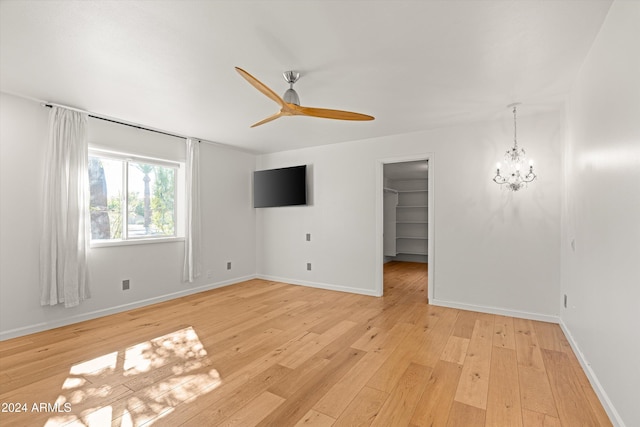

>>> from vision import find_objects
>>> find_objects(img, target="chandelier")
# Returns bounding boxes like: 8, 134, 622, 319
493, 103, 536, 191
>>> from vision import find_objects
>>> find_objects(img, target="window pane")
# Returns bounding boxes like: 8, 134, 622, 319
89, 157, 123, 240
127, 162, 176, 238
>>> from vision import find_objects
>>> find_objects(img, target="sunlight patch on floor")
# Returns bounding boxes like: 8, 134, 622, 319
69, 352, 118, 376
44, 326, 221, 426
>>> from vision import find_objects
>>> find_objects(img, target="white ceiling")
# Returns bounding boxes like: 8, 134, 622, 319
0, 1, 611, 154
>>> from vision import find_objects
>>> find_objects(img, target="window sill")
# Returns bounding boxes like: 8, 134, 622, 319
90, 237, 185, 248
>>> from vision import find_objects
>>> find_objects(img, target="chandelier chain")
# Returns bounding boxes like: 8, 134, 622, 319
513, 105, 518, 148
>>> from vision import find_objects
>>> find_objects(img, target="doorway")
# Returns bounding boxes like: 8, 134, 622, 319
376, 156, 434, 300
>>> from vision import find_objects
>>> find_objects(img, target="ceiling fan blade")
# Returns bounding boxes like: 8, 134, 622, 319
251, 112, 285, 128
235, 67, 284, 107
293, 105, 374, 121
236, 66, 373, 127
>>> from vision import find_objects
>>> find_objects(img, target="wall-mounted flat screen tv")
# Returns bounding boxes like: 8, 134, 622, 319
253, 165, 307, 208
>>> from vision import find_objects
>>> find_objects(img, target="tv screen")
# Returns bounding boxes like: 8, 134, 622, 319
253, 165, 307, 208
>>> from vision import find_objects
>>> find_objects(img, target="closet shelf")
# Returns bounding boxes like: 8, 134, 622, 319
384, 177, 428, 261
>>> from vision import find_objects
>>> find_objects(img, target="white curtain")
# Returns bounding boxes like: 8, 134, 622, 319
183, 138, 202, 282
40, 107, 91, 307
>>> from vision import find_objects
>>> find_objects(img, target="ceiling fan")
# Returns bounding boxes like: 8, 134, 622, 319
235, 67, 375, 127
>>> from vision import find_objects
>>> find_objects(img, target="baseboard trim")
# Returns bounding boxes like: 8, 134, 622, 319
559, 319, 625, 427
257, 275, 380, 297
0, 274, 258, 341
430, 298, 560, 323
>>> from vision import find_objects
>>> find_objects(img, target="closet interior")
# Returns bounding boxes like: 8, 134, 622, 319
383, 160, 428, 264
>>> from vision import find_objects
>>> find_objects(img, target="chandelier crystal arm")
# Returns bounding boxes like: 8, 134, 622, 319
523, 165, 536, 183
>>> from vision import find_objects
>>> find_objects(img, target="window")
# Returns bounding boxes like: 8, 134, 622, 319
88, 149, 180, 243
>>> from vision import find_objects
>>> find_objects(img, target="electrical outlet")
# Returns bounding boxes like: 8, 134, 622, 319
122, 279, 130, 290
564, 294, 568, 308
306, 233, 311, 242
227, 262, 232, 270
206, 270, 213, 279
307, 263, 312, 271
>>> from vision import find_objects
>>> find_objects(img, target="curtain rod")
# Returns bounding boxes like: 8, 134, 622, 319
42, 103, 187, 140
38, 100, 257, 154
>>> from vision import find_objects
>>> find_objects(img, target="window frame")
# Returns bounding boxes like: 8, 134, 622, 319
88, 147, 183, 248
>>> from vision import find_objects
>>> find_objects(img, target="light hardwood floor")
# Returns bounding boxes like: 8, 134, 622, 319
0, 262, 611, 426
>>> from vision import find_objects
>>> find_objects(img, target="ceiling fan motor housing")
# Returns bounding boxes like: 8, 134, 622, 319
283, 88, 300, 105
283, 71, 301, 105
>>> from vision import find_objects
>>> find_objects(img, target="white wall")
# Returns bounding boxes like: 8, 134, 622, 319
561, 2, 640, 426
0, 92, 256, 339
257, 110, 562, 318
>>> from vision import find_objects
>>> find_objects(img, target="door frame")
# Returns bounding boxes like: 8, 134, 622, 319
375, 154, 435, 300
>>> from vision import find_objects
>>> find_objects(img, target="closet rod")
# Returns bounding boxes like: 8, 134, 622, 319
42, 103, 186, 140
